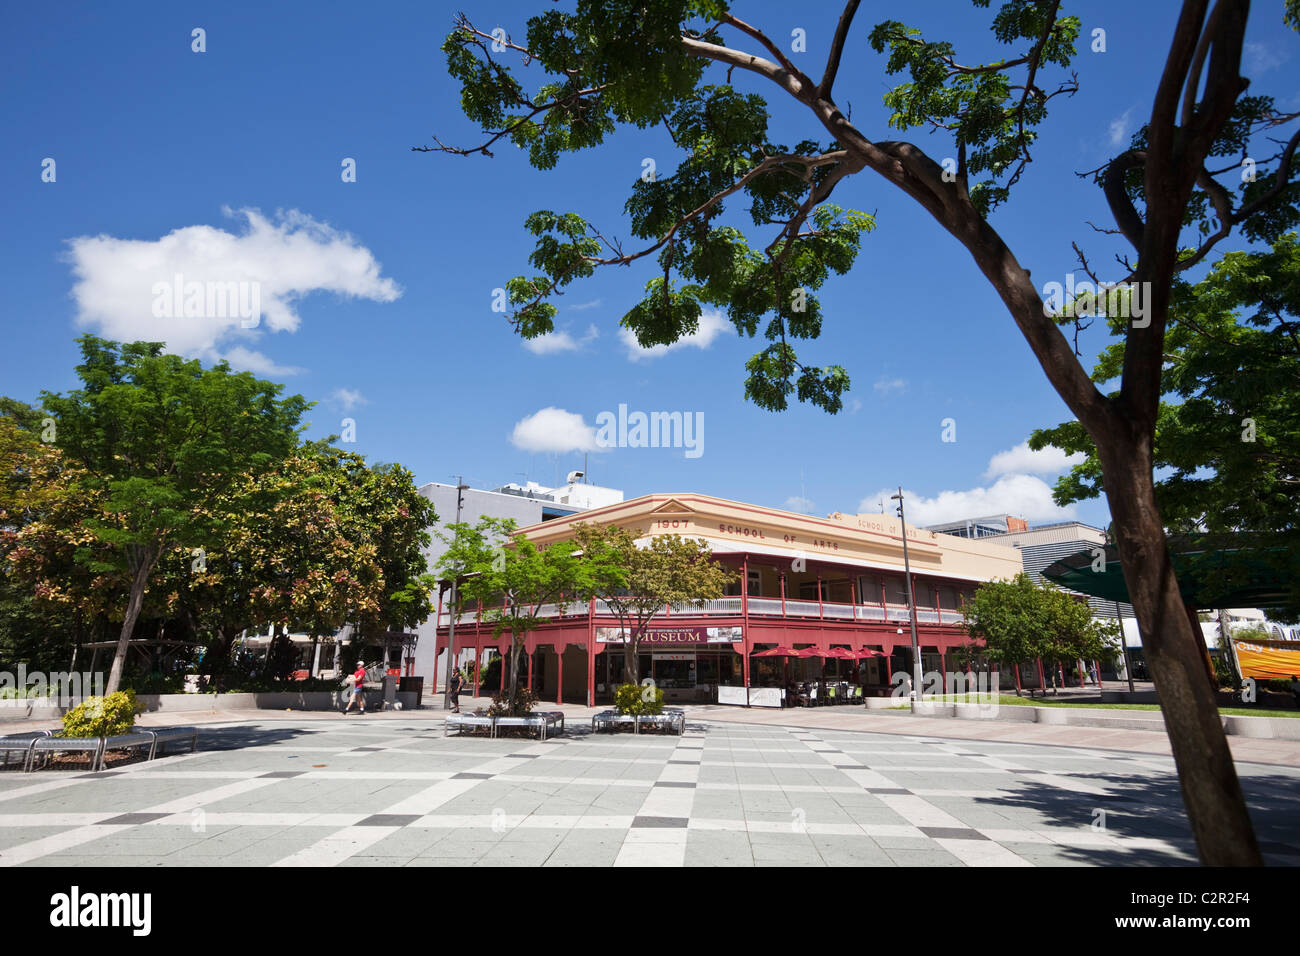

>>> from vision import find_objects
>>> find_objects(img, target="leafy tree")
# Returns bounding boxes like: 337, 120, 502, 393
962, 573, 1117, 693
313, 449, 438, 641
1032, 234, 1300, 618
422, 0, 1300, 864
2, 412, 131, 673
436, 517, 592, 715
572, 522, 734, 683
33, 336, 310, 693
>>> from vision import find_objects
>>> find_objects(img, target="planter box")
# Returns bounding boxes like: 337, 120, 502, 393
1222, 714, 1300, 740
952, 701, 1035, 722
133, 691, 422, 714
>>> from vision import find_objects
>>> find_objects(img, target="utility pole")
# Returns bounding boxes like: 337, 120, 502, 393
891, 487, 924, 706
442, 477, 469, 710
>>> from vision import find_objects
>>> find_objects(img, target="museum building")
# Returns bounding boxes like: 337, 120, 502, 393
430, 493, 1024, 707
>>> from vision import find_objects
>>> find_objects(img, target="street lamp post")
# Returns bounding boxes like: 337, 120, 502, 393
890, 487, 924, 706
442, 477, 469, 711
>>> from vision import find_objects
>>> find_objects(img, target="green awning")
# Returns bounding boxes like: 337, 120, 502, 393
1041, 534, 1295, 610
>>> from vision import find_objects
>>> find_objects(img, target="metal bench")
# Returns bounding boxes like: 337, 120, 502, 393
528, 711, 565, 740
446, 712, 566, 740
0, 731, 51, 770
444, 713, 496, 738
592, 710, 636, 733
29, 731, 155, 772
592, 708, 686, 735
144, 726, 198, 759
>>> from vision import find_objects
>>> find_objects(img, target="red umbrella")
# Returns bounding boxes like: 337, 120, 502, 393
794, 647, 825, 658
752, 646, 798, 657
824, 647, 858, 659
855, 648, 885, 658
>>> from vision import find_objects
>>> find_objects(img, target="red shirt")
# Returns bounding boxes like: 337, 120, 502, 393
353, 667, 366, 687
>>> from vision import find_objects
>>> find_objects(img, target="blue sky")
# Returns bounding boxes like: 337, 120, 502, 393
3, 1, 1296, 529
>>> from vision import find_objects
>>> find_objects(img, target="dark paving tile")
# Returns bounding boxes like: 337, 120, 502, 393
507, 754, 540, 759
357, 814, 422, 827
867, 788, 911, 795
100, 812, 171, 825
353, 747, 382, 752
920, 826, 989, 841
453, 772, 495, 779
631, 816, 689, 828
260, 770, 306, 778
654, 781, 697, 788
78, 771, 123, 779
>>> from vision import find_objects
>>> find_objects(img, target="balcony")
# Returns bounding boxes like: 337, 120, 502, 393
438, 597, 965, 628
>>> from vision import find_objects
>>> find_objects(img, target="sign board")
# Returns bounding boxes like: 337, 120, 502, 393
596, 625, 743, 645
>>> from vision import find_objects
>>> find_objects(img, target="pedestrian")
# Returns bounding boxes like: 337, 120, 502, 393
343, 660, 368, 715
449, 667, 465, 713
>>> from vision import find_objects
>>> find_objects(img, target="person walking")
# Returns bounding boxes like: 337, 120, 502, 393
449, 667, 465, 713
343, 660, 368, 716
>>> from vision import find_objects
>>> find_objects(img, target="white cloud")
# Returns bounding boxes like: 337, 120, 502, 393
860, 475, 1076, 526
568, 299, 603, 311
523, 323, 599, 355
510, 407, 598, 454
1108, 107, 1135, 146
848, 398, 863, 414
222, 346, 304, 378
873, 377, 907, 395
984, 441, 1085, 479
1244, 42, 1285, 74
784, 496, 815, 514
65, 207, 401, 368
619, 309, 731, 362
329, 387, 368, 411
860, 439, 1085, 526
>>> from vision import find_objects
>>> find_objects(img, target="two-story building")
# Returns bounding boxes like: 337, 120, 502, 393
430, 492, 1023, 706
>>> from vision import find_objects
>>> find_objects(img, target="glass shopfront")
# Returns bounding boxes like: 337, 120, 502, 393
595, 645, 742, 703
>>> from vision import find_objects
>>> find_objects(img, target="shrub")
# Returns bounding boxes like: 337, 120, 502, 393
125, 673, 188, 695
60, 690, 138, 738
488, 686, 537, 717
614, 682, 664, 716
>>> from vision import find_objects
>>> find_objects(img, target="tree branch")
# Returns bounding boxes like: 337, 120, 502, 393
818, 0, 862, 100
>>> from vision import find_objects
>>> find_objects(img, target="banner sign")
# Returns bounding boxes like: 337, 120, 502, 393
1234, 640, 1300, 681
596, 625, 742, 645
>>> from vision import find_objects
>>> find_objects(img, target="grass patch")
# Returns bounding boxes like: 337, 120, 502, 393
920, 693, 1300, 718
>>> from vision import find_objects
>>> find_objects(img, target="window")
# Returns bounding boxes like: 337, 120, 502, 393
884, 577, 909, 605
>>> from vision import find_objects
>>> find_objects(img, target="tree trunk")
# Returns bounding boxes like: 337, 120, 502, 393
105, 544, 160, 694
509, 638, 522, 715
207, 626, 235, 692
625, 641, 638, 685
1100, 444, 1261, 866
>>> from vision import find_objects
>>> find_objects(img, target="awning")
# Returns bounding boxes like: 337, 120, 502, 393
1041, 533, 1295, 610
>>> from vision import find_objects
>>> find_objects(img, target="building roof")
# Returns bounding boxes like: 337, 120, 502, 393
516, 492, 1023, 584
